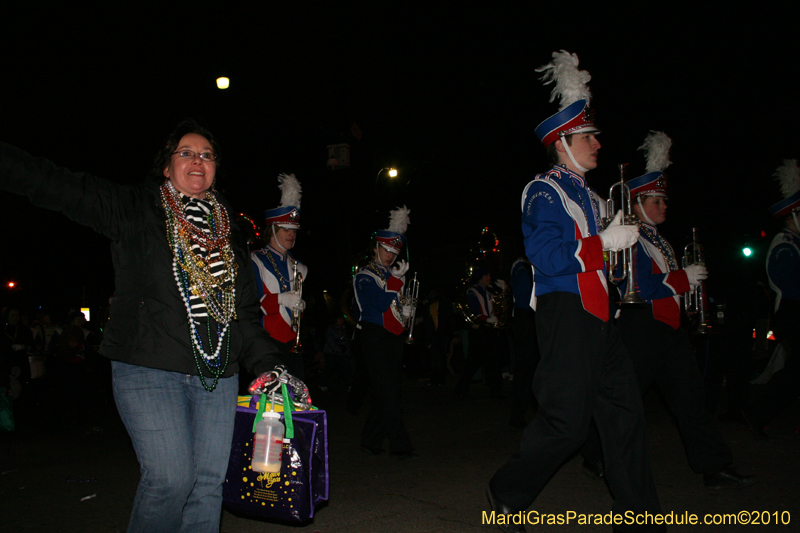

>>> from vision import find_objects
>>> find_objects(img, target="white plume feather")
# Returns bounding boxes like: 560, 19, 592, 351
774, 159, 800, 199
386, 205, 410, 234
277, 173, 302, 208
535, 50, 592, 110
638, 131, 672, 173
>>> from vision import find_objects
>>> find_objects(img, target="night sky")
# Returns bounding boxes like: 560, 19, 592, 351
1, 6, 796, 319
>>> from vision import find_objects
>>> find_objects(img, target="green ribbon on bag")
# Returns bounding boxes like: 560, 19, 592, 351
252, 393, 268, 433
251, 386, 294, 439
281, 383, 294, 439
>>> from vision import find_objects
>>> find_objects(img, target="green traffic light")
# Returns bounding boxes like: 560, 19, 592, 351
742, 247, 753, 257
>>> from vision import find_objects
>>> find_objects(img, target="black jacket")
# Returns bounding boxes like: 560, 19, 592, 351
0, 142, 280, 378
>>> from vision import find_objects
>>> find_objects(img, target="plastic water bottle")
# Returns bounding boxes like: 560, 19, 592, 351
251, 411, 284, 473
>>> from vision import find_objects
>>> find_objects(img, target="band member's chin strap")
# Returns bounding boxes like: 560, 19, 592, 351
272, 225, 288, 253
636, 196, 656, 226
562, 137, 590, 174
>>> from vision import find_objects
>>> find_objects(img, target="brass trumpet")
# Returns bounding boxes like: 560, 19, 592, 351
402, 272, 420, 344
682, 227, 711, 334
289, 260, 304, 353
602, 164, 645, 305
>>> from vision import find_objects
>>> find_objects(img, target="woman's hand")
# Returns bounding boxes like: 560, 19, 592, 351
248, 366, 312, 410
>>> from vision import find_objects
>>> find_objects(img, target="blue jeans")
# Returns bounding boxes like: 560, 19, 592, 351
112, 362, 238, 533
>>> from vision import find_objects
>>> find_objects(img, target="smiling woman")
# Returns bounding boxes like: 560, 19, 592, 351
0, 119, 307, 533
163, 133, 218, 198
152, 122, 223, 195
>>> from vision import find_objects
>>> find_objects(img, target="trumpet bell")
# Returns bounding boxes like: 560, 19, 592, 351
619, 289, 646, 305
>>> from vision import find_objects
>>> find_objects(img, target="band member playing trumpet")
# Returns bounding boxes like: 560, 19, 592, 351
252, 173, 307, 379
354, 206, 415, 459
582, 131, 755, 489
486, 51, 663, 533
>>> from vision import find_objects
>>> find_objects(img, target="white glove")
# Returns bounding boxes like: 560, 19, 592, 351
485, 316, 499, 324
684, 264, 708, 287
278, 292, 306, 311
598, 210, 639, 252
402, 304, 413, 318
494, 279, 507, 290
391, 259, 409, 278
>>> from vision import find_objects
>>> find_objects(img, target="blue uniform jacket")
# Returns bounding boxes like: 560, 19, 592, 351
467, 283, 492, 321
251, 246, 307, 344
618, 224, 690, 330
521, 166, 609, 321
353, 262, 406, 335
767, 228, 800, 313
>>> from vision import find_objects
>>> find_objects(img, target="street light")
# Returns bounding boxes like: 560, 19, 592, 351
375, 167, 398, 189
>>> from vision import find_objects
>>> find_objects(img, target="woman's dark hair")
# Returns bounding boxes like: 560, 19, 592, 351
150, 119, 221, 180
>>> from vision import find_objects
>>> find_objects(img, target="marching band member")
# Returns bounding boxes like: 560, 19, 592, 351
354, 206, 415, 459
455, 266, 503, 399
743, 160, 800, 437
251, 173, 307, 379
486, 51, 662, 533
583, 132, 754, 489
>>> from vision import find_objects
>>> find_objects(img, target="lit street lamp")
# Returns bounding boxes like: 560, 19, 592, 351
375, 167, 398, 191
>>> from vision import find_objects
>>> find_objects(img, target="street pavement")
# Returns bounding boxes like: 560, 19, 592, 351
1, 375, 798, 532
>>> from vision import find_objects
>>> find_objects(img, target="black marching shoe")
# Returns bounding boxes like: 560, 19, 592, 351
486, 486, 526, 533
703, 466, 757, 489
581, 458, 605, 481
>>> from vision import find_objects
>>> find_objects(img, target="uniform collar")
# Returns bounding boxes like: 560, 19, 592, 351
553, 164, 586, 188
639, 221, 658, 235
265, 245, 287, 260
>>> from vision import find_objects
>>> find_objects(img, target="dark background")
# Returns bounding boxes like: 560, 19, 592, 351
1, 5, 796, 320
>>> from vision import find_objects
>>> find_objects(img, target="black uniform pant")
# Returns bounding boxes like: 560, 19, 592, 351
509, 307, 539, 424
428, 332, 450, 386
347, 328, 368, 413
360, 322, 413, 454
456, 326, 502, 397
489, 293, 662, 532
583, 306, 733, 474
